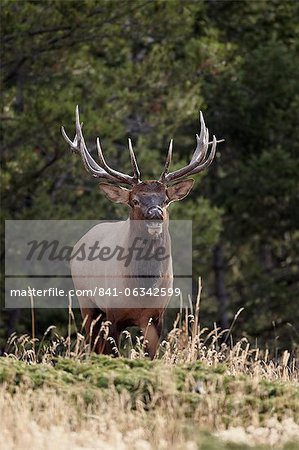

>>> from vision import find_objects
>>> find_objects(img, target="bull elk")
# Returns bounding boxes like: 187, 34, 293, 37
62, 106, 222, 358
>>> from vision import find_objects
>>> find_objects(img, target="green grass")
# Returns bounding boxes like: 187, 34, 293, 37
1, 356, 298, 426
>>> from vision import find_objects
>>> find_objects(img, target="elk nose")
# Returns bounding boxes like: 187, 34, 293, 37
145, 206, 163, 220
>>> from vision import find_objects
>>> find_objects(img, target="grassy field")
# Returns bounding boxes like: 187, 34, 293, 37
0, 353, 299, 449
1, 309, 299, 450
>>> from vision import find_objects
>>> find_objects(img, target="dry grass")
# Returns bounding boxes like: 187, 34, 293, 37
4, 289, 298, 383
0, 386, 200, 450
1, 285, 299, 449
0, 366, 298, 450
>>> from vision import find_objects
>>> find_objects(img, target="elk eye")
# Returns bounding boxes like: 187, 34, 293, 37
132, 199, 139, 206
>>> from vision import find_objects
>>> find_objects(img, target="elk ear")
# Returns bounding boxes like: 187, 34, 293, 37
167, 179, 194, 203
99, 183, 130, 204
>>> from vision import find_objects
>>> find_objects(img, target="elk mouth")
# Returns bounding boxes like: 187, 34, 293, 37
145, 220, 163, 236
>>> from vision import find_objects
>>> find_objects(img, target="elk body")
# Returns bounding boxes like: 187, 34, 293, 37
62, 107, 222, 358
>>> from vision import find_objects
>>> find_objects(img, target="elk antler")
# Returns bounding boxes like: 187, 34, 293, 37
61, 106, 141, 185
160, 111, 224, 183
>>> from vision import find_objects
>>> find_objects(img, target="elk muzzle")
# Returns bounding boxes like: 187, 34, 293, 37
145, 206, 164, 236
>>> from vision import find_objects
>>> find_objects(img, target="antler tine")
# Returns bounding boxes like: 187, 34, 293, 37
161, 111, 223, 184
62, 106, 139, 185
188, 134, 217, 176
74, 106, 106, 175
159, 139, 173, 182
62, 109, 104, 177
96, 138, 135, 185
61, 125, 77, 150
128, 138, 141, 183
190, 111, 209, 164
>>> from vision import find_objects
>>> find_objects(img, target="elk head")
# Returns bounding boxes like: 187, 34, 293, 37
62, 106, 223, 236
